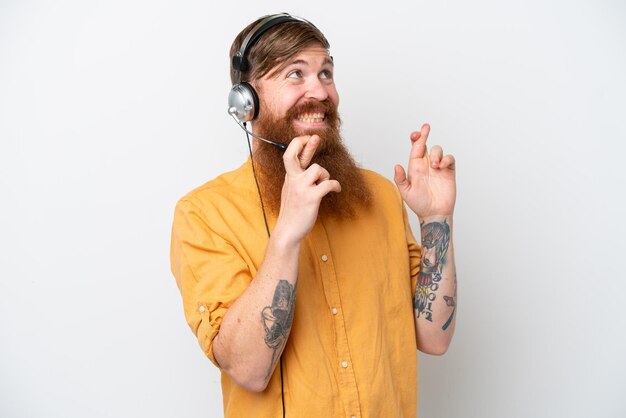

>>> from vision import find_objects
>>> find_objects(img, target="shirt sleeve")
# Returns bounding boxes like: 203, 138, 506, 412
170, 197, 252, 367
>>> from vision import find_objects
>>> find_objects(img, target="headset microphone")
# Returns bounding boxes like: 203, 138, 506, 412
227, 108, 287, 150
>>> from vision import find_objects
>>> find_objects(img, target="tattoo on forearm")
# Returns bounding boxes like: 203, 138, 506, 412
261, 280, 296, 381
442, 273, 457, 330
414, 220, 450, 322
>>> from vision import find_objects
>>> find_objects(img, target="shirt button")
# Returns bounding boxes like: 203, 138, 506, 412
331, 307, 338, 315
198, 305, 206, 313
321, 254, 328, 262
341, 361, 348, 368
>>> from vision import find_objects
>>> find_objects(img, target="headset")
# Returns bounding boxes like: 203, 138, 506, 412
227, 13, 320, 418
228, 13, 315, 122
227, 14, 319, 151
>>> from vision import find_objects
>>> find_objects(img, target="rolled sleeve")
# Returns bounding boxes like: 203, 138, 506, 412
170, 198, 252, 367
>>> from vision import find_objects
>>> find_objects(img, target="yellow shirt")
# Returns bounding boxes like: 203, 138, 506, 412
170, 160, 421, 418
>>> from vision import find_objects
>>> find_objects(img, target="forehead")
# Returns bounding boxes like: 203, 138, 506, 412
265, 45, 333, 78
289, 45, 333, 64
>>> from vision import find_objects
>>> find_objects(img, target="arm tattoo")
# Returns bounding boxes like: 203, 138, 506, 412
414, 220, 450, 322
261, 280, 296, 381
442, 273, 457, 330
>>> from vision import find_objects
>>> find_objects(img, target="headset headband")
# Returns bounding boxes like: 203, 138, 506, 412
232, 13, 316, 83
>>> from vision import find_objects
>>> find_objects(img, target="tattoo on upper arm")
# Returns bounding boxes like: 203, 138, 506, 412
261, 280, 296, 381
414, 220, 450, 322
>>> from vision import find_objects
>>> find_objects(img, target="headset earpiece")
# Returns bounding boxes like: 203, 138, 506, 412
228, 82, 259, 122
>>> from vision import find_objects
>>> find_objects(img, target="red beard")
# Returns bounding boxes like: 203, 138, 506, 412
252, 100, 371, 219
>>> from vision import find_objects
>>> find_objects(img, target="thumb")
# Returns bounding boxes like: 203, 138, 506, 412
298, 135, 319, 169
394, 165, 409, 190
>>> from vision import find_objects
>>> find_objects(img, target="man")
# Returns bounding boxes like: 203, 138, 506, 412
171, 13, 457, 418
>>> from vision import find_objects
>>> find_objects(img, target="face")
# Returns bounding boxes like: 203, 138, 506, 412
253, 45, 339, 137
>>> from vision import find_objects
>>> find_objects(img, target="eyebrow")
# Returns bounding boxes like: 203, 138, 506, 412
289, 57, 334, 67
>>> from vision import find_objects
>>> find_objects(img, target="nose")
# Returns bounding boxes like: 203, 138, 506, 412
304, 76, 329, 101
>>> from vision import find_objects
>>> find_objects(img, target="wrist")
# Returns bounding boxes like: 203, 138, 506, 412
418, 214, 453, 225
268, 226, 303, 256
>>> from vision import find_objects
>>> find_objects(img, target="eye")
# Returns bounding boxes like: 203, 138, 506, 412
320, 69, 333, 80
287, 70, 303, 79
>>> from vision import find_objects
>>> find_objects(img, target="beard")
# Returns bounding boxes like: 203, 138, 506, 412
252, 99, 371, 220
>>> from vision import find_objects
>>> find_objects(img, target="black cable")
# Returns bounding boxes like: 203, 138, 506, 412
246, 124, 271, 238
245, 124, 285, 418
280, 356, 285, 418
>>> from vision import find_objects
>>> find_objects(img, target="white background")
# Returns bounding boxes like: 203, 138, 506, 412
1, 1, 625, 417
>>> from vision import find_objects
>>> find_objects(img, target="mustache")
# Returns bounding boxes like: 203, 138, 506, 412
285, 99, 338, 120
253, 99, 341, 150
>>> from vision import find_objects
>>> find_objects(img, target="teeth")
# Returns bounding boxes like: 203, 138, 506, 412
297, 112, 325, 123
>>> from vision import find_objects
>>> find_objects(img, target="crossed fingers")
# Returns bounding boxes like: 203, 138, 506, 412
409, 124, 455, 170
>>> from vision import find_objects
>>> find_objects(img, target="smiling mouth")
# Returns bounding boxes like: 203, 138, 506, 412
296, 112, 325, 123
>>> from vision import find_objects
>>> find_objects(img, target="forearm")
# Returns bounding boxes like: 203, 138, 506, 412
212, 231, 300, 392
414, 216, 457, 355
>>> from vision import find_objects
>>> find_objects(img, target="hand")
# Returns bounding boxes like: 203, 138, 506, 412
273, 135, 341, 244
393, 123, 456, 219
